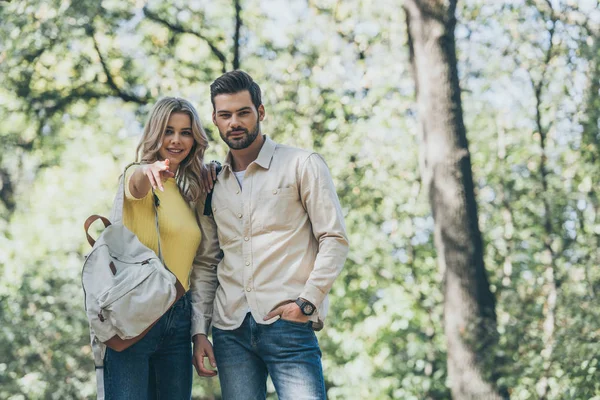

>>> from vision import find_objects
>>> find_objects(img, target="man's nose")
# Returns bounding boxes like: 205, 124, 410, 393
229, 114, 240, 127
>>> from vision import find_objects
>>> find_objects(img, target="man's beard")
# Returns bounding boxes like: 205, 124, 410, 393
220, 122, 260, 150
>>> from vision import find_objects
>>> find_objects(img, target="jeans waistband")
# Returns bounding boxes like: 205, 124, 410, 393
173, 291, 190, 308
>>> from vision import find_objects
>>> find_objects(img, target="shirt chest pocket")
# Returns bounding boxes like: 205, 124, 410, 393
212, 206, 239, 246
255, 187, 305, 233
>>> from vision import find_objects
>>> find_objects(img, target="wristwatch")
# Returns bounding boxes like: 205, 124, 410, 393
295, 298, 316, 316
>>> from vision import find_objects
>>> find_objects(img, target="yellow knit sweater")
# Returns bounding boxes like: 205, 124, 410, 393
123, 170, 201, 291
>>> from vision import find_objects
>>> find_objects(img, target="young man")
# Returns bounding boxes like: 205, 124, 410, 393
189, 70, 349, 400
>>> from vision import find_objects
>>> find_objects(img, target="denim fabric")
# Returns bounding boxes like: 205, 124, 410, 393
103, 293, 193, 400
213, 313, 326, 400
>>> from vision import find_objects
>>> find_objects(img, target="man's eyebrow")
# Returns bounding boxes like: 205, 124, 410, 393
216, 107, 252, 114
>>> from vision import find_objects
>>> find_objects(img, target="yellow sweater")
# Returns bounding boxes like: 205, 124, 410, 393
123, 171, 201, 291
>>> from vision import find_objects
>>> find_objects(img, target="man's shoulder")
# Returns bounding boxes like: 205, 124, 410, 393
273, 143, 316, 163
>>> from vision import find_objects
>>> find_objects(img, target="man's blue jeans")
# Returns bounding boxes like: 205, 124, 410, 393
212, 313, 326, 400
103, 293, 193, 400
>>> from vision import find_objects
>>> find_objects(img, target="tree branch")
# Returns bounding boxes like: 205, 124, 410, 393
143, 6, 228, 73
233, 0, 242, 70
89, 29, 148, 105
42, 84, 109, 116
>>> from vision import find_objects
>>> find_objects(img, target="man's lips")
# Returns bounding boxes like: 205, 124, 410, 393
228, 130, 246, 137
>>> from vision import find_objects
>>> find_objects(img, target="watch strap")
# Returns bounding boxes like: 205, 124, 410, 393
295, 298, 316, 316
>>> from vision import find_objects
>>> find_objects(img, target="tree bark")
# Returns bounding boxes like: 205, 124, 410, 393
404, 1, 507, 398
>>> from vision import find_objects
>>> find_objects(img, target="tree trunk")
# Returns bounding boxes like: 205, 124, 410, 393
404, 1, 507, 398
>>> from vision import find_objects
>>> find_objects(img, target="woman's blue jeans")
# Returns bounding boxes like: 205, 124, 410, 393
212, 313, 326, 400
103, 293, 193, 400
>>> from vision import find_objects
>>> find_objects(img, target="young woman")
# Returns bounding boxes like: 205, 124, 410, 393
103, 97, 210, 399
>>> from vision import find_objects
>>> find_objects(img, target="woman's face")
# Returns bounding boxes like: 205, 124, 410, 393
158, 112, 195, 171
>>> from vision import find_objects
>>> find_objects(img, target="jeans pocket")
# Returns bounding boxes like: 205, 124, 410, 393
278, 317, 312, 327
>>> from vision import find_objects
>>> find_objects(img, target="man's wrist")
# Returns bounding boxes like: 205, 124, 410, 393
299, 285, 325, 312
295, 298, 316, 316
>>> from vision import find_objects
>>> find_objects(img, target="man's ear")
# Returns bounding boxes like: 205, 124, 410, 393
212, 111, 217, 125
258, 104, 265, 121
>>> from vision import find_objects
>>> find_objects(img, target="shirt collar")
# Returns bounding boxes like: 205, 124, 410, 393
254, 135, 277, 169
222, 135, 277, 172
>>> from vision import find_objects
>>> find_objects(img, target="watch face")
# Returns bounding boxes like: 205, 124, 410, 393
303, 304, 314, 315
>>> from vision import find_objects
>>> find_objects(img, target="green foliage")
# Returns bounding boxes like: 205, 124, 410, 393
1, 0, 599, 399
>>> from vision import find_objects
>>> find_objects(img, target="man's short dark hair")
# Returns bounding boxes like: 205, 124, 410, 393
210, 70, 262, 111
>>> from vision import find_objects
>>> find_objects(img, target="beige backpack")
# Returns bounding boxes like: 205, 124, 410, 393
82, 163, 184, 399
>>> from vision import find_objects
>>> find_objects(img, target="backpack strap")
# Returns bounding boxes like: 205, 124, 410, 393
109, 162, 139, 226
83, 215, 111, 247
90, 331, 106, 400
203, 165, 222, 216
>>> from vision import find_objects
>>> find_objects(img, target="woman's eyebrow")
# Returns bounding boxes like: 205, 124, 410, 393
166, 125, 192, 129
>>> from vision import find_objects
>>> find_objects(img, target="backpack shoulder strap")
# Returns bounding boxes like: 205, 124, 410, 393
203, 165, 222, 216
110, 162, 140, 225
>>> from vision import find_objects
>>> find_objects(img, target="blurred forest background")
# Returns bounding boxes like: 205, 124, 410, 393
1, 0, 599, 399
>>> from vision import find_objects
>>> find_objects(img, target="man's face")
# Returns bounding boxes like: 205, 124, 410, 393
212, 90, 265, 150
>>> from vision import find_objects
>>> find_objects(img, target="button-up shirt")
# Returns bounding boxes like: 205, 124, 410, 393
190, 136, 349, 335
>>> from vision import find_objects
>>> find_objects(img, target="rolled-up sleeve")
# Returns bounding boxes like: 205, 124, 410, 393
298, 153, 349, 309
189, 207, 222, 337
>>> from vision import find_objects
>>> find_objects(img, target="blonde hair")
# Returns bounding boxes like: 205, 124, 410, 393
136, 97, 209, 203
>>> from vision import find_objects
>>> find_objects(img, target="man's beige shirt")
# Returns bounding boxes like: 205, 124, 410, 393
190, 136, 349, 335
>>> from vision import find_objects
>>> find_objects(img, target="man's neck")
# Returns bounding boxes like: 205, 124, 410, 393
231, 134, 265, 172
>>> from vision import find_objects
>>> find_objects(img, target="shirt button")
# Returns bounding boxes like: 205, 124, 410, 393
272, 189, 278, 194
245, 261, 250, 266
246, 287, 252, 292
244, 237, 249, 241
212, 207, 216, 212
237, 213, 242, 218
